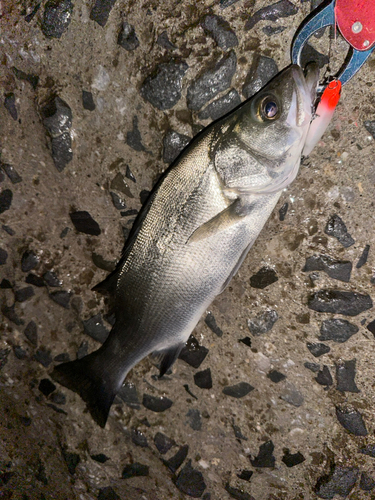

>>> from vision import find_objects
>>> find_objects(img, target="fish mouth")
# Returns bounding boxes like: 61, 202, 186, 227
289, 63, 319, 127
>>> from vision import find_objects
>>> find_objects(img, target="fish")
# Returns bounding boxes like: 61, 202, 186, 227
52, 64, 319, 428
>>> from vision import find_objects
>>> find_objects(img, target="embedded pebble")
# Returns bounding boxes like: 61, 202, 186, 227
360, 445, 375, 458
15, 286, 35, 303
154, 432, 176, 454
194, 368, 212, 389
91, 453, 110, 463
367, 319, 375, 336
300, 44, 329, 69
315, 465, 359, 498
247, 309, 278, 335
110, 172, 134, 198
49, 290, 71, 308
179, 335, 208, 368
127, 116, 146, 152
175, 460, 206, 497
223, 382, 254, 398
54, 352, 70, 362
237, 470, 253, 481
2, 224, 15, 235
324, 214, 355, 248
142, 394, 173, 412
12, 67, 39, 89
356, 245, 370, 268
360, 472, 375, 491
267, 370, 286, 383
279, 202, 288, 221
204, 312, 223, 337
185, 409, 202, 431
121, 209, 138, 217
13, 345, 27, 360
250, 440, 275, 468
303, 255, 352, 282
202, 15, 238, 50
250, 267, 278, 289
41, 0, 73, 38
364, 120, 375, 139
51, 133, 73, 171
0, 163, 21, 184
335, 406, 368, 436
0, 349, 10, 370
225, 483, 255, 500
232, 421, 247, 440
77, 341, 88, 359
308, 290, 373, 316
319, 319, 359, 343
163, 130, 191, 164
125, 165, 136, 182
50, 391, 66, 404
21, 251, 39, 272
315, 365, 333, 386
220, 0, 239, 6
262, 25, 286, 35
34, 348, 53, 367
117, 382, 140, 409
38, 378, 56, 397
2, 304, 24, 325
280, 383, 304, 406
62, 450, 80, 475
163, 445, 189, 472
140, 61, 188, 110
186, 51, 237, 111
336, 359, 359, 393
0, 248, 8, 265
43, 271, 61, 287
97, 487, 120, 500
282, 450, 305, 467
122, 462, 149, 479
245, 0, 298, 30
4, 93, 18, 120
26, 273, 45, 287
70, 210, 101, 235
306, 342, 330, 358
157, 31, 176, 50
198, 89, 241, 121
304, 362, 320, 372
0, 189, 13, 214
83, 314, 109, 343
131, 428, 148, 447
90, 0, 116, 27
239, 337, 251, 347
118, 21, 139, 51
82, 90, 95, 111
0, 279, 12, 288
183, 384, 197, 400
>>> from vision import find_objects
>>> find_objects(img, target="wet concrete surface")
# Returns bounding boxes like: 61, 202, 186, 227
1, 0, 375, 499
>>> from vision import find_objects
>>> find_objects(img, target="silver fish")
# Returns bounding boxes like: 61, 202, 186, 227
52, 64, 318, 427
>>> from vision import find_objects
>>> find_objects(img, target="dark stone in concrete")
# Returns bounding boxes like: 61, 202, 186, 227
367, 319, 375, 336
117, 382, 140, 409
26, 273, 45, 287
127, 116, 146, 152
280, 383, 304, 406
82, 90, 95, 111
92, 253, 116, 272
62, 450, 80, 475
51, 133, 73, 171
267, 370, 286, 383
185, 409, 202, 431
0, 279, 12, 288
279, 202, 288, 221
364, 120, 375, 139
13, 345, 27, 359
336, 406, 368, 436
250, 440, 275, 468
4, 93, 17, 120
0, 349, 10, 370
43, 271, 61, 287
315, 465, 359, 498
239, 337, 251, 347
140, 190, 150, 205
118, 21, 139, 51
308, 290, 372, 316
225, 483, 255, 500
282, 450, 305, 467
204, 312, 223, 337
141, 61, 188, 110
0, 189, 12, 214
90, 0, 116, 27
41, 0, 73, 38
125, 165, 136, 182
70, 210, 101, 235
175, 460, 206, 497
157, 31, 176, 50
198, 89, 241, 121
2, 304, 24, 325
49, 290, 71, 308
360, 444, 375, 457
38, 378, 56, 396
187, 51, 236, 111
232, 421, 247, 440
54, 352, 70, 362
121, 209, 138, 217
122, 462, 149, 479
76, 340, 88, 359
315, 365, 333, 386
163, 130, 191, 164
34, 347, 53, 367
357, 244, 370, 268
250, 267, 278, 289
21, 250, 39, 272
319, 318, 358, 343
194, 368, 212, 389
154, 432, 175, 454
83, 314, 109, 343
2, 224, 15, 235
303, 254, 352, 282
91, 453, 110, 463
359, 472, 375, 491
304, 362, 320, 372
248, 309, 278, 335
15, 286, 35, 303
300, 43, 329, 69
179, 335, 208, 368
142, 394, 173, 412
223, 382, 254, 398
336, 359, 359, 393
0, 248, 8, 265
324, 214, 355, 247
0, 163, 22, 184
50, 391, 66, 404
97, 486, 120, 500
163, 444, 189, 472
306, 342, 330, 357
110, 172, 134, 198
202, 15, 238, 50
220, 0, 239, 7
262, 25, 287, 35
131, 428, 148, 447
237, 470, 253, 481
24, 3, 41, 22
245, 0, 298, 30
12, 67, 39, 89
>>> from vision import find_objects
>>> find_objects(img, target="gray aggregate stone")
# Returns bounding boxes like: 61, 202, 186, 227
157, 31, 177, 50
262, 25, 287, 36
49, 290, 72, 309
336, 405, 368, 436
315, 365, 333, 386
0, 248, 8, 265
306, 342, 330, 357
315, 466, 359, 498
204, 312, 223, 337
359, 472, 375, 491
198, 89, 241, 121
303, 254, 352, 282
24, 321, 38, 346
225, 483, 255, 500
175, 460, 206, 497
163, 444, 189, 472
51, 133, 73, 171
324, 214, 355, 248
364, 120, 375, 139
42, 97, 72, 137
163, 130, 191, 164
247, 309, 278, 336
249, 267, 278, 289
319, 319, 359, 343
202, 15, 238, 50
77, 340, 88, 359
82, 314, 109, 343
360, 444, 375, 457
118, 21, 140, 51
122, 462, 149, 479
0, 189, 12, 214
4, 93, 18, 120
356, 244, 370, 268
250, 440, 275, 468
117, 382, 140, 409
245, 0, 298, 30
185, 409, 202, 430
1, 163, 22, 184
15, 286, 35, 303
222, 382, 254, 398
34, 347, 53, 367
308, 290, 373, 316
140, 61, 188, 110
70, 211, 101, 236
97, 486, 120, 500
12, 67, 39, 90
187, 51, 236, 111
90, 0, 116, 27
142, 394, 173, 412
131, 428, 148, 447
82, 90, 95, 111
280, 382, 304, 406
336, 359, 359, 393
127, 116, 146, 152
110, 191, 126, 210
43, 271, 61, 287
154, 432, 175, 454
21, 251, 39, 272
304, 362, 320, 372
41, 0, 73, 39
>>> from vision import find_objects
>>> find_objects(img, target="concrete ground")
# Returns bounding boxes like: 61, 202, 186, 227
1, 0, 375, 499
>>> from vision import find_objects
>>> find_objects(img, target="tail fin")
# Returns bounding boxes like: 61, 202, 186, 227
51, 348, 122, 428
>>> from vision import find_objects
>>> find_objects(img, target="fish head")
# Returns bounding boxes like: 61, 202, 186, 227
212, 64, 319, 194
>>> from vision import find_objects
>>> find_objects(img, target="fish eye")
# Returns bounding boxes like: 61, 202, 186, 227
259, 97, 280, 121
